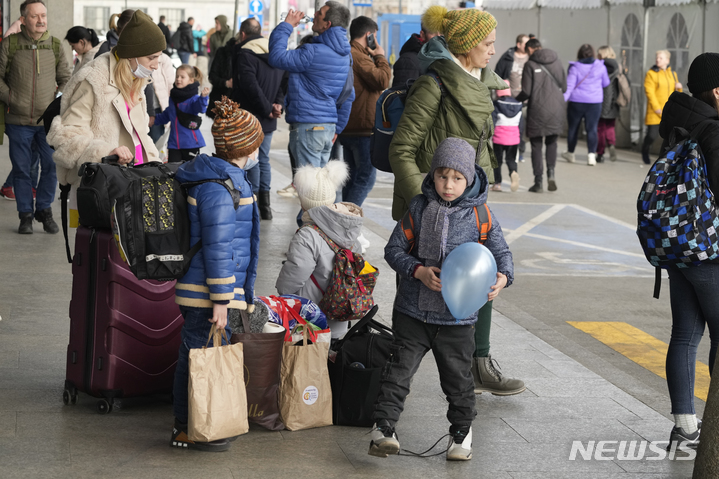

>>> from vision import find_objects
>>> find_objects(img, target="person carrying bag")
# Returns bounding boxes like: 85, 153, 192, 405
188, 324, 249, 443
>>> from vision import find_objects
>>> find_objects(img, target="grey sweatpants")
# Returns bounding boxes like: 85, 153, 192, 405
373, 309, 477, 428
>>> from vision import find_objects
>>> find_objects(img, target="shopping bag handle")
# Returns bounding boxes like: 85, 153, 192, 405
289, 325, 310, 346
205, 323, 229, 348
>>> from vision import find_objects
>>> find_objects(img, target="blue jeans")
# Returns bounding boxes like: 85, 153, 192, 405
246, 132, 273, 194
666, 265, 719, 414
339, 135, 376, 207
4, 139, 40, 189
566, 102, 602, 154
172, 306, 233, 424
6, 124, 56, 214
178, 51, 191, 65
288, 122, 335, 169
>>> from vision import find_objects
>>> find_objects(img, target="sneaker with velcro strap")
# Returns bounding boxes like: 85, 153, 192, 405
446, 425, 472, 461
368, 419, 400, 458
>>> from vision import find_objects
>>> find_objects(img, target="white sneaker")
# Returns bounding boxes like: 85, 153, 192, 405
357, 233, 370, 254
277, 183, 298, 198
562, 151, 576, 163
446, 426, 472, 461
587, 153, 597, 166
368, 421, 400, 458
510, 171, 520, 192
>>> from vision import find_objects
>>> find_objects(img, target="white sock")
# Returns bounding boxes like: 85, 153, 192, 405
674, 414, 698, 434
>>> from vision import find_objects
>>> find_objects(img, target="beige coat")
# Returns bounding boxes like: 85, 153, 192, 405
71, 44, 102, 75
151, 53, 176, 111
47, 52, 159, 188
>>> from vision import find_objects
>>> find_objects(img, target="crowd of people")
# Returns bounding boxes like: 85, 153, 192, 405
1, 0, 718, 466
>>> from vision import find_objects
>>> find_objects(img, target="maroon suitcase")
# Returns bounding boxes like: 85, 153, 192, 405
63, 226, 184, 414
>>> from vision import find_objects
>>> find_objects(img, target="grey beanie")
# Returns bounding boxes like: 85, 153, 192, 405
429, 137, 476, 186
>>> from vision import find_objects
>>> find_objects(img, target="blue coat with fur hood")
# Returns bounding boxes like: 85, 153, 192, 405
384, 164, 514, 325
268, 22, 355, 133
174, 154, 260, 311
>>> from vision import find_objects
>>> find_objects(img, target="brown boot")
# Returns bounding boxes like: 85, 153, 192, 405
471, 355, 526, 396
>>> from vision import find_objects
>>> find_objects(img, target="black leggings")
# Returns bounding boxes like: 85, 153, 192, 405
641, 125, 661, 164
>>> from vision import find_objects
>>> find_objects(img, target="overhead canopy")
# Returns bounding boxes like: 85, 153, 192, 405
537, 0, 604, 7
482, 0, 537, 9
606, 0, 644, 4
656, 0, 697, 5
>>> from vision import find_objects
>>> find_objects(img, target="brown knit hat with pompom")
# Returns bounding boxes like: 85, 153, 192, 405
211, 96, 264, 160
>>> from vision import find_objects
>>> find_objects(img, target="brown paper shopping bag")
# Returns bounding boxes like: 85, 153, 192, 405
279, 326, 333, 431
189, 324, 249, 442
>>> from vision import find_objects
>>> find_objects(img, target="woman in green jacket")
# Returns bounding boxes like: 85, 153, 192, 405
388, 6, 525, 396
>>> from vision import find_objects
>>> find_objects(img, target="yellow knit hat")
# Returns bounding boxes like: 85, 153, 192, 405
211, 97, 264, 160
422, 6, 497, 55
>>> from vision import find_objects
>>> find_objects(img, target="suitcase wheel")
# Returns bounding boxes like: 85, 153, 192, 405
96, 399, 113, 415
62, 387, 78, 406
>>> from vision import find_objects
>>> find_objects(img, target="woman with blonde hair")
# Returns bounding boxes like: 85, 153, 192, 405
596, 45, 620, 162
47, 10, 165, 227
642, 49, 682, 164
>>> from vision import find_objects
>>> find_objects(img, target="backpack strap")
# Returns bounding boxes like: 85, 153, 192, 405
304, 223, 342, 254
653, 267, 662, 299
401, 210, 416, 253
5, 35, 62, 77
60, 183, 73, 264
180, 177, 241, 209
426, 70, 446, 98
402, 203, 492, 251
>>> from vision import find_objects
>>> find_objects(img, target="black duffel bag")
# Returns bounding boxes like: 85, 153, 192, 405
76, 157, 179, 229
328, 305, 397, 427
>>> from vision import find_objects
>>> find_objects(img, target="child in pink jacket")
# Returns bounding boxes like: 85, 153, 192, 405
491, 81, 523, 192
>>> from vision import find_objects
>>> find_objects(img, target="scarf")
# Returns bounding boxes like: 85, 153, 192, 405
170, 81, 199, 104
416, 173, 481, 312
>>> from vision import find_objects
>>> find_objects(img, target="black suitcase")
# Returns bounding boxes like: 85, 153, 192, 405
327, 306, 396, 426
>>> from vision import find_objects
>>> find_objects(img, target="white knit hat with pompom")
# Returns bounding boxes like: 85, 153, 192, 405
293, 160, 350, 211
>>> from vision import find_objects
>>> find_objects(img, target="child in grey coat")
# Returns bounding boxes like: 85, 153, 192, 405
370, 138, 514, 462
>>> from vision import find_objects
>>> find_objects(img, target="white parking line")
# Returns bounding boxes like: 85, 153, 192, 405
504, 204, 567, 245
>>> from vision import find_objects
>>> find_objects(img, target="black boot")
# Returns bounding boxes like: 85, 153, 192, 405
528, 176, 543, 193
34, 208, 59, 234
18, 212, 33, 234
547, 169, 557, 192
258, 191, 273, 220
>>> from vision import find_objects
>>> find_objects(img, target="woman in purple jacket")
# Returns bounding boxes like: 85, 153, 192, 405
561, 44, 610, 166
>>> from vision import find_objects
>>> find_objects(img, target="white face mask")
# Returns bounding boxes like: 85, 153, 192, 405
243, 152, 259, 171
131, 58, 153, 79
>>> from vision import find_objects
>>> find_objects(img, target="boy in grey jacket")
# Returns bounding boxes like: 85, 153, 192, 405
370, 138, 514, 462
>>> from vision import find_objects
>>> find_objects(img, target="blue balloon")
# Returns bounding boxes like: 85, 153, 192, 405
440, 243, 498, 320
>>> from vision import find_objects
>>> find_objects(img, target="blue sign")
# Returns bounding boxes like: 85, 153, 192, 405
249, 0, 263, 15
353, 0, 372, 6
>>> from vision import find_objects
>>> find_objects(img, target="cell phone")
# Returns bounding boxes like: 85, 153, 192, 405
367, 33, 377, 50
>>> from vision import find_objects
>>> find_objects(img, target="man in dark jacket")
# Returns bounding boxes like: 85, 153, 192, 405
495, 33, 529, 95
176, 18, 195, 64
391, 24, 440, 89
158, 15, 172, 55
339, 16, 391, 208
234, 18, 287, 221
515, 39, 566, 193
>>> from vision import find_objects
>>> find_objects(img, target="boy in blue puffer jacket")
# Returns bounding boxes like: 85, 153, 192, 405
155, 65, 210, 164
170, 97, 262, 452
370, 138, 514, 462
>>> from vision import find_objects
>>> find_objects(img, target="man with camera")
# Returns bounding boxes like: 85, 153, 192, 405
338, 16, 390, 208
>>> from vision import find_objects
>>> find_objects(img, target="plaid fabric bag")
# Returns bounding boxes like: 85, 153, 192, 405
636, 120, 719, 297
305, 225, 378, 322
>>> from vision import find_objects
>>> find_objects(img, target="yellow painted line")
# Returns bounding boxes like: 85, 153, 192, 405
568, 321, 710, 402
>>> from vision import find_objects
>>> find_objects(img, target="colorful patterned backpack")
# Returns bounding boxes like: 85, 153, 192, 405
306, 225, 379, 322
636, 120, 719, 297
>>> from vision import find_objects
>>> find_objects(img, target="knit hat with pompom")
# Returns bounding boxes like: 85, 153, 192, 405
293, 161, 350, 211
422, 6, 496, 55
211, 96, 264, 160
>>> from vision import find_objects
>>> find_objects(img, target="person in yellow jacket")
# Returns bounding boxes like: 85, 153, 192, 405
642, 49, 682, 164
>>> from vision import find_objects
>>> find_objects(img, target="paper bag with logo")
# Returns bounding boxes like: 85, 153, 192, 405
188, 325, 249, 442
279, 325, 333, 431
230, 311, 285, 431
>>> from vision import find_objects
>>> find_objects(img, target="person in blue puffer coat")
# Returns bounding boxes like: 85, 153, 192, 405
155, 65, 210, 163
268, 1, 355, 169
170, 97, 263, 453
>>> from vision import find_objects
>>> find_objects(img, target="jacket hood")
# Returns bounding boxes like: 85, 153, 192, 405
308, 202, 364, 249
178, 22, 192, 32
495, 97, 523, 117
529, 48, 558, 65
604, 58, 619, 78
419, 36, 507, 91
660, 92, 719, 139
175, 154, 251, 197
568, 59, 603, 74
399, 33, 422, 56
421, 164, 488, 208
216, 15, 230, 34
314, 26, 351, 57
241, 36, 269, 55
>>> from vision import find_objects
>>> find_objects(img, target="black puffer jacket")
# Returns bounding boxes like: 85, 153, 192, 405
207, 37, 236, 119
516, 48, 566, 137
660, 92, 719, 190
494, 47, 516, 81
391, 34, 422, 88
601, 58, 620, 119
176, 22, 194, 53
